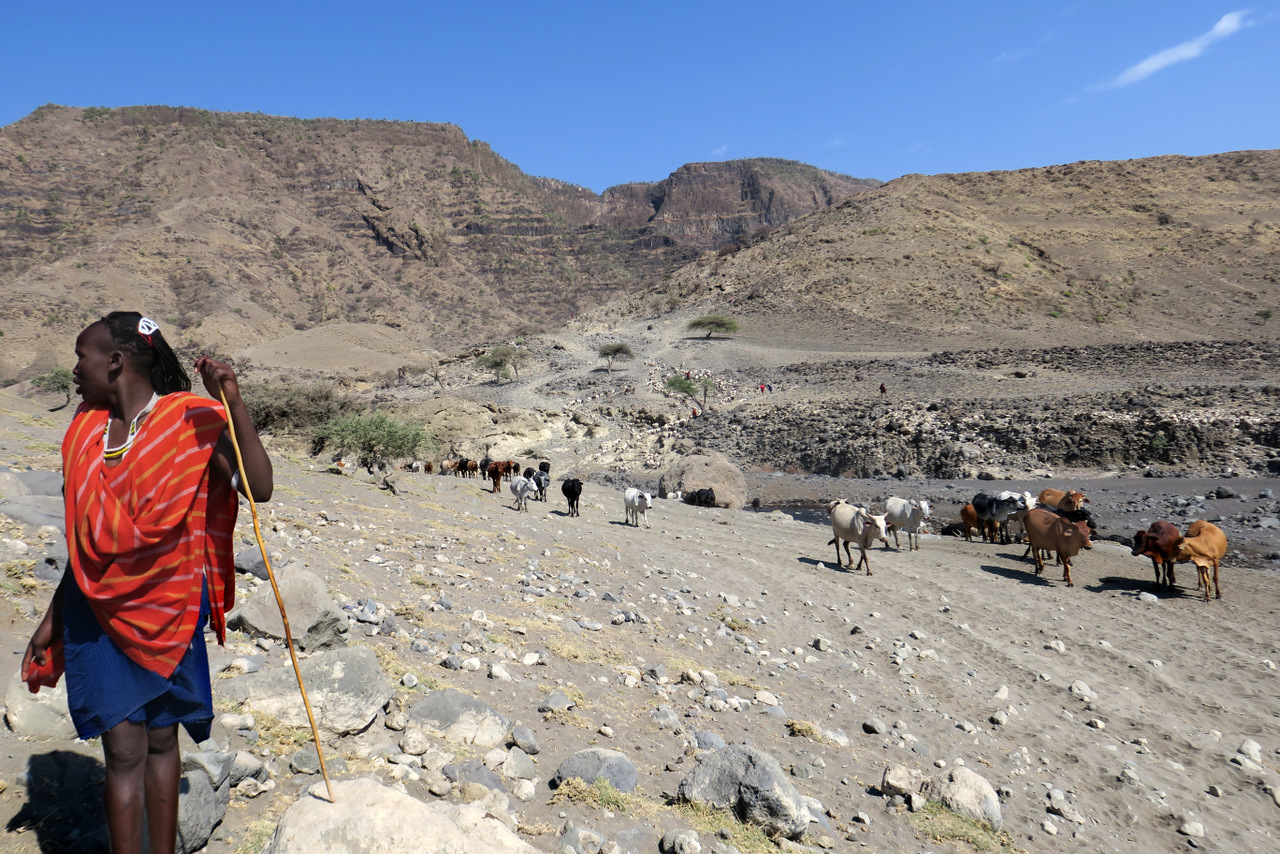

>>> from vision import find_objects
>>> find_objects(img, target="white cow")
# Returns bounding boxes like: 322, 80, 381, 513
510, 475, 536, 512
884, 497, 931, 551
623, 488, 653, 528
827, 499, 890, 575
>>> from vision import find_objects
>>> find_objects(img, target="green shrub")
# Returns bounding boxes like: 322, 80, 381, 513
686, 315, 739, 338
241, 379, 357, 435
313, 412, 435, 473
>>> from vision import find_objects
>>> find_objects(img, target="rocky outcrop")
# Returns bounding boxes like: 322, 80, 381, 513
676, 743, 811, 840
659, 449, 747, 508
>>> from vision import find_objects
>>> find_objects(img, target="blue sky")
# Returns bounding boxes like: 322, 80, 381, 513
3, 2, 1274, 191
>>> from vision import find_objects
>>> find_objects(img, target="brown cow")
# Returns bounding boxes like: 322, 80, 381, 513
1176, 520, 1227, 601
465, 459, 479, 478
1131, 521, 1181, 587
488, 462, 503, 494
1024, 507, 1092, 587
959, 504, 981, 543
439, 460, 459, 476
1037, 488, 1088, 512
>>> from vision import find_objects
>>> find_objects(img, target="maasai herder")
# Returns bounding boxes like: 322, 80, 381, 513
23, 312, 273, 854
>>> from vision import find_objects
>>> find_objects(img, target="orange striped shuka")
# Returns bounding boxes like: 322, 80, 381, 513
63, 392, 238, 678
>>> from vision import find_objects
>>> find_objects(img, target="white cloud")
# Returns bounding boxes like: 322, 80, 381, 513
711, 144, 728, 157
1109, 11, 1251, 88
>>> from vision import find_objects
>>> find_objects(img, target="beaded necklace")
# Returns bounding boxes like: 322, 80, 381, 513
102, 392, 160, 461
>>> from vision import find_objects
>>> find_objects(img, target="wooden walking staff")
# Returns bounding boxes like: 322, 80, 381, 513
220, 387, 335, 803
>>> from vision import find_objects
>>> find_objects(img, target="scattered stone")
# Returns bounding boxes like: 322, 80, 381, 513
550, 748, 638, 793
660, 828, 702, 854
1047, 788, 1086, 824
1138, 592, 1159, 604
1239, 739, 1264, 765
862, 717, 887, 734
218, 645, 393, 736
267, 778, 537, 853
677, 744, 810, 840
1179, 821, 1206, 838
227, 569, 348, 650
1042, 819, 1058, 835
407, 688, 513, 748
511, 725, 540, 755
920, 766, 1003, 829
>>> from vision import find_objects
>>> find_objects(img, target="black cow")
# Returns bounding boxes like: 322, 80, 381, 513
685, 487, 717, 508
538, 461, 551, 474
561, 478, 582, 516
523, 467, 535, 479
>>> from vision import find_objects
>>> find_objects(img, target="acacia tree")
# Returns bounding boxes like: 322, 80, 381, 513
598, 341, 634, 373
32, 368, 73, 411
476, 346, 529, 382
665, 374, 716, 410
686, 315, 739, 338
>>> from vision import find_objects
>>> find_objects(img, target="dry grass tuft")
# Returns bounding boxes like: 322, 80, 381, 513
908, 801, 1023, 853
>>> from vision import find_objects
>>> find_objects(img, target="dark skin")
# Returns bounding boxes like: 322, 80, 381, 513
23, 321, 273, 854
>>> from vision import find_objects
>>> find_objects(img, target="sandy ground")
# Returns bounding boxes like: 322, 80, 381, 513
2, 380, 1279, 852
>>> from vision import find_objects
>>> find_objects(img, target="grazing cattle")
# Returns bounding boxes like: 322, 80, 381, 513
1038, 488, 1088, 512
561, 478, 583, 516
1024, 507, 1092, 587
478, 456, 492, 478
504, 460, 518, 480
884, 497, 931, 551
1131, 521, 1181, 587
532, 469, 550, 501
454, 458, 470, 478
466, 459, 479, 478
973, 492, 1022, 543
510, 475, 536, 512
522, 467, 535, 480
623, 488, 653, 528
440, 460, 459, 476
488, 462, 503, 494
1176, 520, 1227, 601
538, 461, 551, 475
826, 500, 890, 575
959, 504, 981, 543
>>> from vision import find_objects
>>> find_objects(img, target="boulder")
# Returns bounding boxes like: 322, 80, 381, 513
407, 688, 512, 748
219, 645, 393, 736
265, 777, 539, 854
3, 671, 77, 740
177, 747, 233, 853
227, 569, 348, 650
676, 744, 810, 839
658, 450, 747, 509
920, 766, 1003, 829
550, 748, 638, 793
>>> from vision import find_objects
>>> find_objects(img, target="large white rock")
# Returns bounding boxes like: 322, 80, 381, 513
921, 766, 1003, 829
265, 777, 539, 854
222, 646, 394, 736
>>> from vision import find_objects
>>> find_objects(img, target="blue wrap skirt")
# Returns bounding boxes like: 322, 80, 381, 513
60, 573, 214, 742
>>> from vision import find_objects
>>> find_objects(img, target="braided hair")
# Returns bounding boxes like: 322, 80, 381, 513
98, 311, 191, 394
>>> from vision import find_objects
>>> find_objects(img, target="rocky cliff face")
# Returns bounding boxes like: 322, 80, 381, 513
0, 105, 869, 377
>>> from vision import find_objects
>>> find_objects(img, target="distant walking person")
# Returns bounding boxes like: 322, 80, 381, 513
879, 383, 887, 396
759, 383, 765, 394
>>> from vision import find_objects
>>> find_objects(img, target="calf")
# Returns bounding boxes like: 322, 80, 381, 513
510, 475, 535, 512
1176, 520, 1227, 601
561, 478, 583, 516
624, 488, 653, 528
884, 497, 930, 551
827, 500, 890, 575
1131, 520, 1181, 587
1024, 507, 1092, 587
